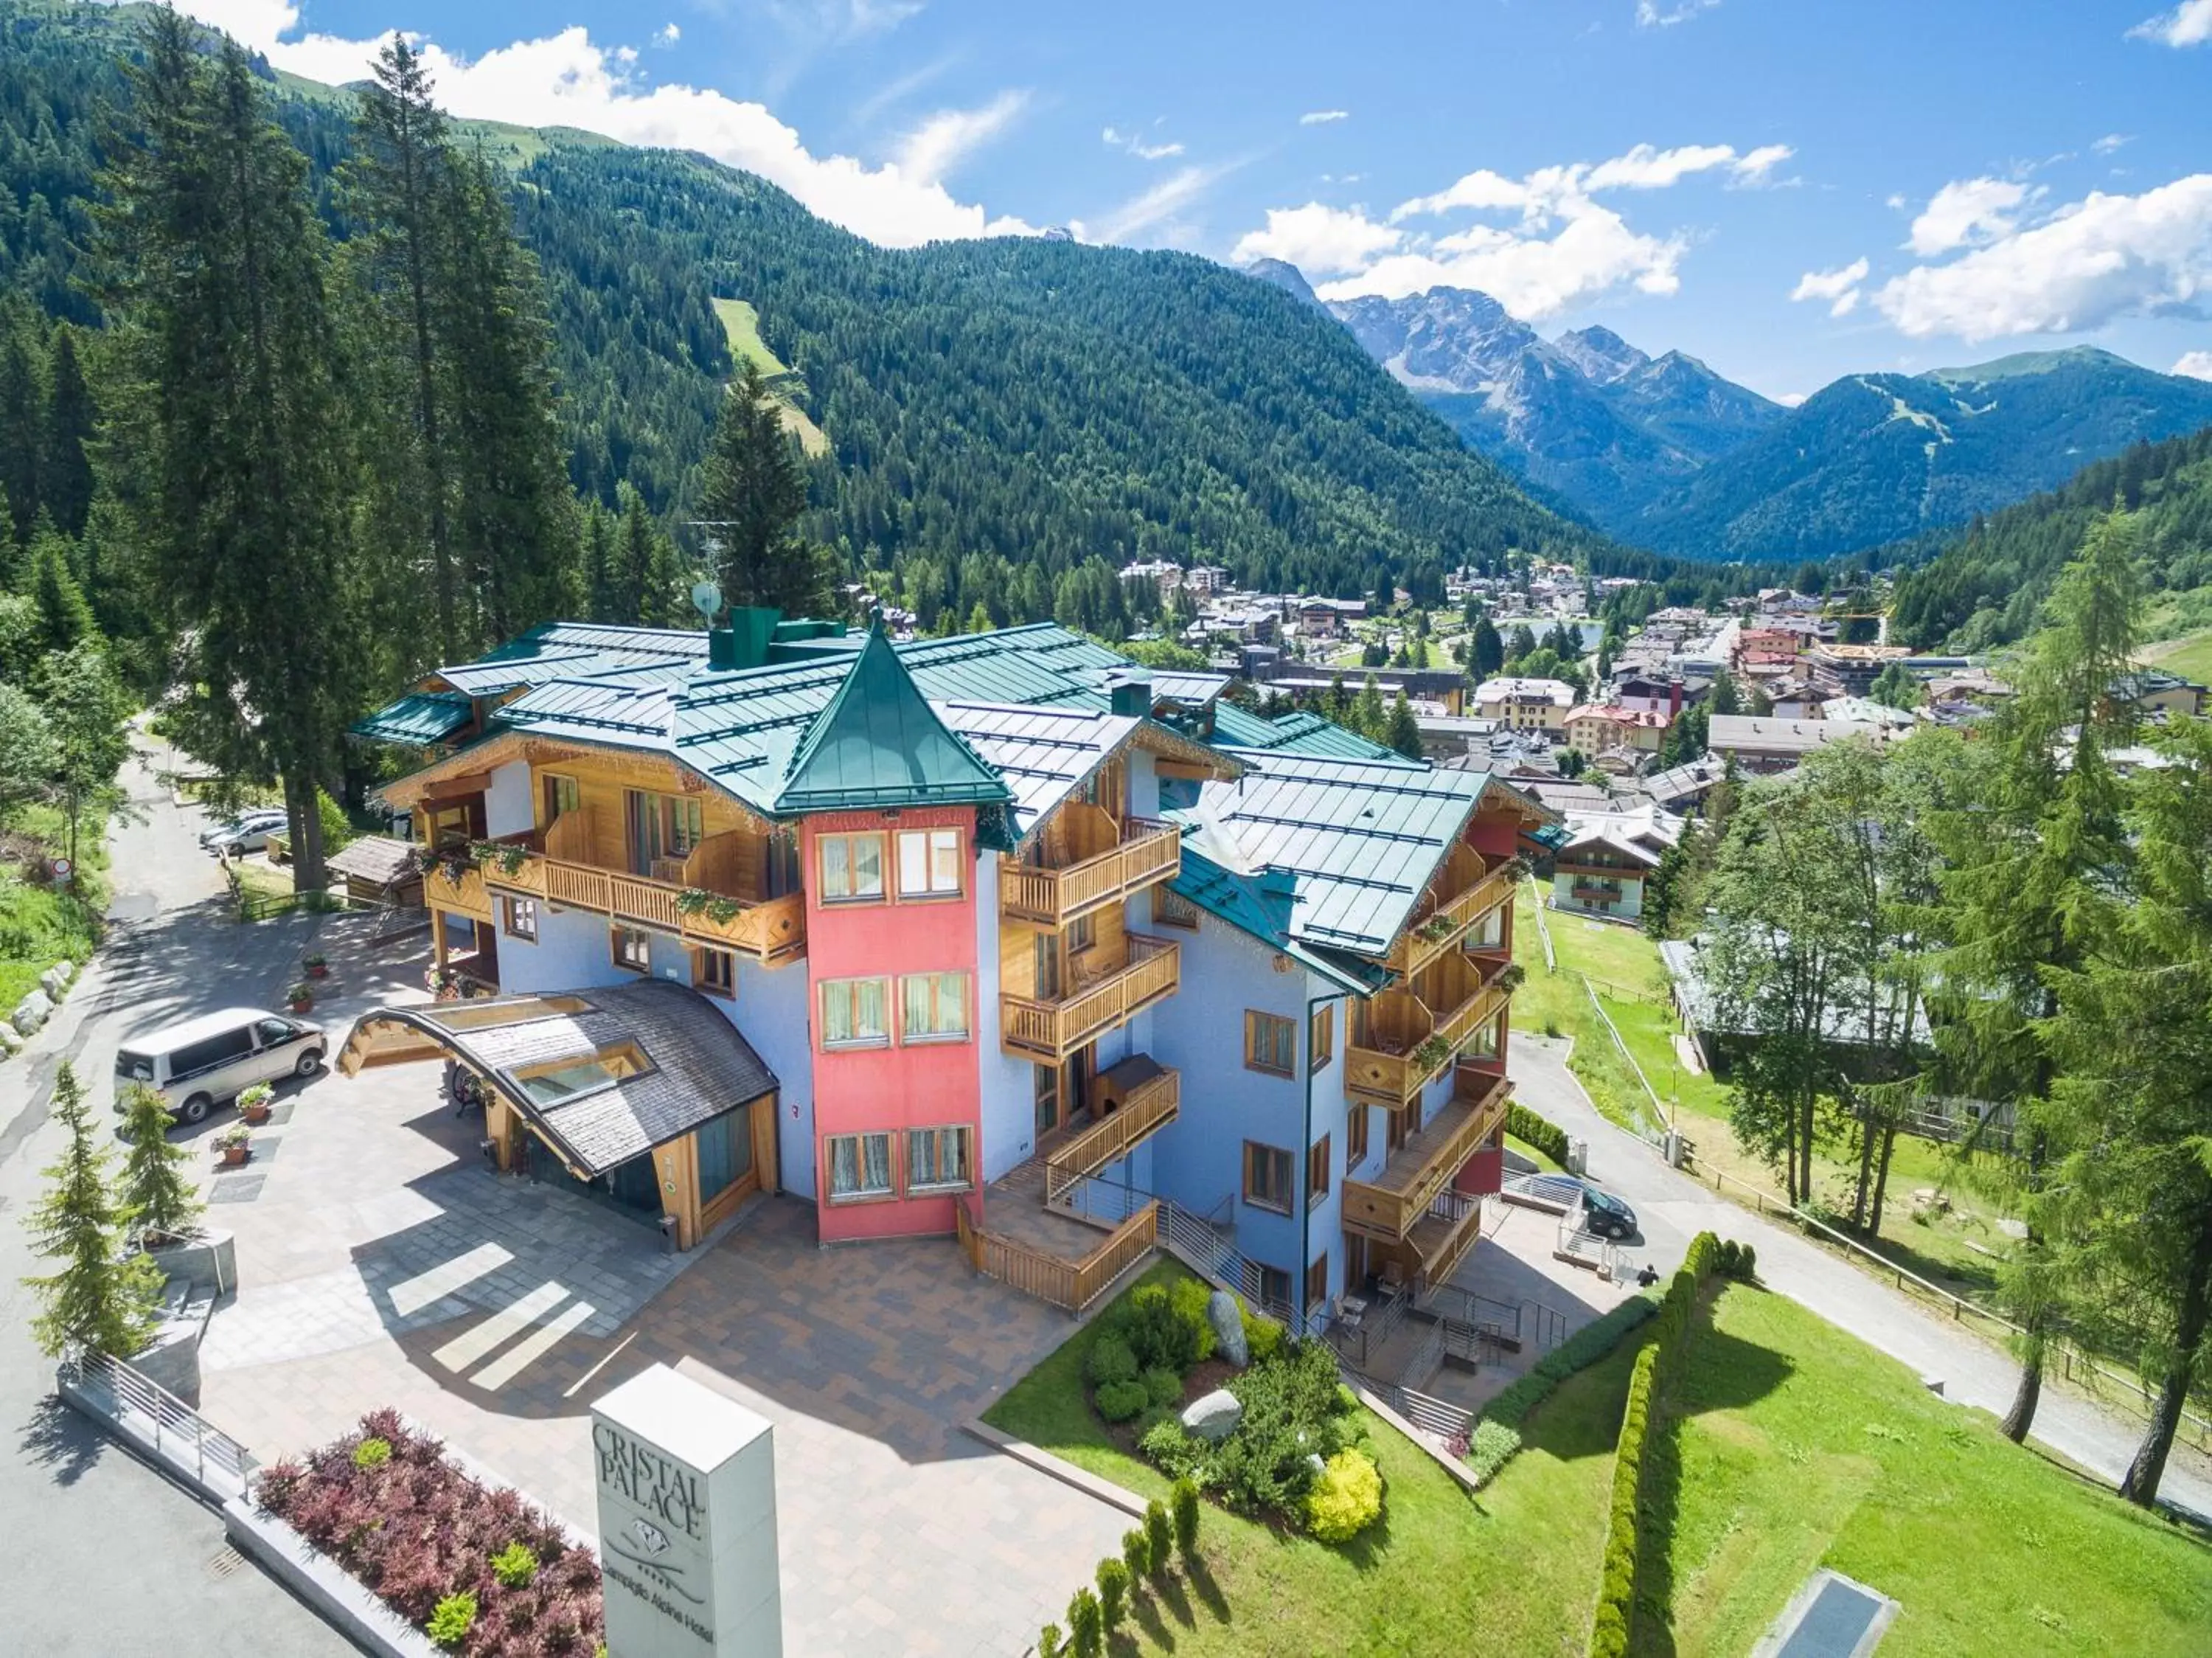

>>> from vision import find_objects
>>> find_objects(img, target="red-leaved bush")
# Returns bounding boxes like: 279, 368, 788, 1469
258, 1409, 602, 1655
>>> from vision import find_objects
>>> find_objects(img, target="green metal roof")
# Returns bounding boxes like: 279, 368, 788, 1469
773, 624, 1012, 813
349, 691, 472, 746
1171, 849, 1380, 993
1211, 701, 1399, 760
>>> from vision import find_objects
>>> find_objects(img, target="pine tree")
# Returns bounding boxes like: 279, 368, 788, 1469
1385, 690, 1422, 759
21, 512, 93, 653
1352, 675, 1387, 742
0, 325, 39, 545
23, 1062, 163, 1359
41, 325, 95, 538
117, 1082, 205, 1245
39, 639, 131, 872
611, 485, 683, 625
1470, 614, 1504, 681
699, 360, 831, 619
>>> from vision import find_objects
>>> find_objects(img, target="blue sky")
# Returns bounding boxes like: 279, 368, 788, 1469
192, 0, 2212, 401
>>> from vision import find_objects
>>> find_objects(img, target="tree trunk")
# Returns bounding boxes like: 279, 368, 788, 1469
2002, 1319, 2044, 1443
293, 776, 327, 893
2120, 1218, 2212, 1507
1851, 1096, 1876, 1230
1868, 1123, 1898, 1232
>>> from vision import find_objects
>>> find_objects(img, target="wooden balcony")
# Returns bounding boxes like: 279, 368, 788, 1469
1342, 1070, 1510, 1242
1344, 952, 1514, 1109
1043, 1058, 1180, 1203
1000, 809, 1182, 928
999, 934, 1180, 1063
1404, 1189, 1485, 1285
1391, 844, 1514, 977
956, 1195, 1159, 1315
481, 819, 807, 964
421, 859, 495, 924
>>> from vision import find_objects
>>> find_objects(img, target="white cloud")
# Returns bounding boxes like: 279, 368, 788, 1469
1790, 257, 1870, 317
895, 90, 1029, 185
2169, 350, 2212, 379
1635, 0, 1720, 25
160, 4, 1031, 248
1731, 144, 1795, 186
1102, 125, 1184, 162
1885, 192, 1907, 211
1875, 173, 2212, 341
1906, 177, 2035, 256
653, 23, 680, 46
1089, 162, 1242, 245
1298, 109, 1350, 125
1231, 203, 1402, 277
1775, 391, 1808, 407
1319, 207, 1688, 319
2093, 133, 2132, 156
2128, 1, 2212, 46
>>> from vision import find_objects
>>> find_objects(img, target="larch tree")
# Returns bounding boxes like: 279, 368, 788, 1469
698, 359, 831, 619
1928, 507, 2142, 1443
2040, 715, 2212, 1507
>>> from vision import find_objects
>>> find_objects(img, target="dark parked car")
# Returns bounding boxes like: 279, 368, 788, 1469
1580, 1183, 1639, 1241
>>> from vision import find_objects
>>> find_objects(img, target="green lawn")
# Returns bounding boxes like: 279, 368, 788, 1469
1506, 1132, 1567, 1174
1660, 1284, 2212, 1657
708, 298, 830, 457
981, 1259, 1644, 1656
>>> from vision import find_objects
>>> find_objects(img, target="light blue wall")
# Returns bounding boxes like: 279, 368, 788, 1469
1147, 909, 1348, 1308
488, 897, 817, 1199
974, 850, 1036, 1182
1127, 750, 1160, 819
1550, 873, 1644, 921
483, 760, 535, 839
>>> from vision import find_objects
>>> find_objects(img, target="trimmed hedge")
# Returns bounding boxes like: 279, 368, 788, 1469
1587, 1230, 1735, 1658
1506, 1100, 1570, 1166
1464, 1289, 1660, 1487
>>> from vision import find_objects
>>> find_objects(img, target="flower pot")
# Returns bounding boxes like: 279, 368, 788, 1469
219, 1144, 250, 1167
288, 996, 313, 1014
242, 1105, 271, 1126
305, 962, 328, 979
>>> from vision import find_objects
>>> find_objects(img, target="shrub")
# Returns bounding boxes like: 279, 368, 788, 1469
1241, 1306, 1285, 1367
1171, 1477, 1201, 1561
1141, 1366, 1183, 1409
1037, 1622, 1063, 1658
1590, 1346, 1658, 1658
1464, 1419, 1522, 1485
352, 1437, 392, 1471
1085, 1333, 1138, 1388
1143, 1501, 1173, 1581
1096, 1379, 1150, 1423
1506, 1100, 1570, 1165
427, 1591, 476, 1649
1735, 1242, 1757, 1280
1121, 1527, 1150, 1581
1124, 1280, 1211, 1376
1096, 1557, 1129, 1634
1304, 1448, 1383, 1543
1067, 1586, 1102, 1658
1139, 1417, 1206, 1482
1195, 1340, 1353, 1519
1717, 1238, 1742, 1277
491, 1541, 538, 1589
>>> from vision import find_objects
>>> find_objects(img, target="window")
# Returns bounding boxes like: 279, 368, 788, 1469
905, 1125, 973, 1193
1306, 1254, 1329, 1314
504, 895, 538, 941
1244, 1141, 1293, 1214
514, 1042, 650, 1106
1309, 1005, 1335, 1072
611, 926, 650, 973
826, 1132, 894, 1201
1154, 888, 1200, 930
695, 1104, 754, 1204
1464, 1013, 1503, 1063
900, 971, 970, 1043
695, 946, 736, 998
544, 774, 580, 821
1067, 912, 1096, 954
254, 1018, 296, 1047
1346, 1103, 1370, 1169
1307, 1133, 1331, 1200
1255, 1264, 1293, 1311
818, 833, 886, 903
1467, 907, 1505, 951
819, 977, 891, 1049
896, 828, 963, 898
1245, 1011, 1295, 1077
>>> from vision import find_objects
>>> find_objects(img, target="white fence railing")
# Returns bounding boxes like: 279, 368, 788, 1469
59, 1349, 257, 1503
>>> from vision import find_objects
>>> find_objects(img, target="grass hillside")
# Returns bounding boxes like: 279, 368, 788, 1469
1661, 1285, 2212, 1656
710, 297, 830, 457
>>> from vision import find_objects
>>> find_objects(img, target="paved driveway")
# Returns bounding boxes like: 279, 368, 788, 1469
196, 1052, 1126, 1657
1509, 1033, 2212, 1522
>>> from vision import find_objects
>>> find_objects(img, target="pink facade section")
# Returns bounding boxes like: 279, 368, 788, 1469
801, 805, 986, 1242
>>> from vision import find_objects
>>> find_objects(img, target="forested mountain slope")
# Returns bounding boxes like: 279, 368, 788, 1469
1889, 424, 2212, 649
0, 0, 1611, 608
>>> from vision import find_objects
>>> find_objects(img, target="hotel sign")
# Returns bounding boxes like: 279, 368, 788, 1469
592, 1363, 783, 1658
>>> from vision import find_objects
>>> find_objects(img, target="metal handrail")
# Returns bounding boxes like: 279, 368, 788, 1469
62, 1348, 257, 1501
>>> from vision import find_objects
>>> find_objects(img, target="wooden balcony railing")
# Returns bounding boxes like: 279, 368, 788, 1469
482, 819, 807, 964
999, 818, 1182, 927
1044, 1064, 1180, 1203
1341, 1071, 1509, 1241
1345, 955, 1514, 1109
1406, 1189, 1485, 1283
956, 1196, 1160, 1314
422, 862, 495, 923
1393, 850, 1515, 977
999, 934, 1181, 1063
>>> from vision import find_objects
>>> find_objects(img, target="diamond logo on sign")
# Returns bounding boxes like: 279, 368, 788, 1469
632, 1516, 672, 1557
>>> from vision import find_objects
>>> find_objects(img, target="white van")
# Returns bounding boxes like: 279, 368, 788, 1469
114, 1007, 328, 1125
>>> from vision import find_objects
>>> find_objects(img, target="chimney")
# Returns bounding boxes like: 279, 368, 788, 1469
712, 606, 782, 671
1669, 679, 1683, 717
1109, 672, 1154, 718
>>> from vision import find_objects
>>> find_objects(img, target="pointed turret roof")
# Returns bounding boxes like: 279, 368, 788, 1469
773, 620, 1012, 814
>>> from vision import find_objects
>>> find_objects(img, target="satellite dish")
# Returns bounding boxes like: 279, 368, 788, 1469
690, 580, 723, 622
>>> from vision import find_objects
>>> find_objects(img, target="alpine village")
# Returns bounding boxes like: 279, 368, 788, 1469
2, 4, 2211, 1657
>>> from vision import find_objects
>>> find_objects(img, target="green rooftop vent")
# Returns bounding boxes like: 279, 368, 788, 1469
712, 606, 782, 671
